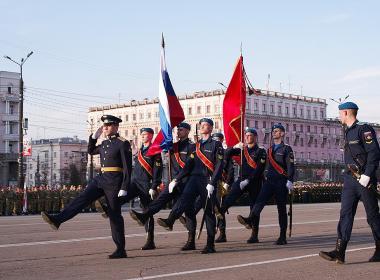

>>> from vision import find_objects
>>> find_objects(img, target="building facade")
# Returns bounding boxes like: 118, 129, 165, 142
88, 89, 380, 182
24, 137, 88, 187
0, 71, 20, 186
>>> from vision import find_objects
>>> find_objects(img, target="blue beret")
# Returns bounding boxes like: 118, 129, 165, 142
272, 123, 285, 132
245, 127, 258, 135
140, 128, 154, 134
199, 118, 214, 126
101, 115, 122, 124
177, 122, 191, 130
338, 102, 358, 110
212, 132, 224, 140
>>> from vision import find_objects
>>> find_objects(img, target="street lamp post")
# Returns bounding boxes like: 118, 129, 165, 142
4, 51, 33, 188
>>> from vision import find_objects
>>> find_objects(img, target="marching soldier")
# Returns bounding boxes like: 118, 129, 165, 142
45, 186, 52, 214
14, 187, 23, 215
220, 128, 267, 243
130, 122, 197, 251
320, 102, 380, 263
0, 187, 5, 216
157, 118, 224, 254
237, 123, 295, 245
41, 115, 132, 259
52, 188, 61, 213
37, 186, 46, 213
60, 185, 70, 210
5, 187, 15, 216
115, 127, 163, 250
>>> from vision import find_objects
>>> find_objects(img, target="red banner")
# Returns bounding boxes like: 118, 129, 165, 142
223, 55, 246, 147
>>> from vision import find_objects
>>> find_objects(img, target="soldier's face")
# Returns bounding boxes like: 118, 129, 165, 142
141, 132, 153, 143
245, 133, 257, 144
272, 128, 284, 140
339, 110, 347, 125
103, 124, 118, 136
200, 122, 213, 134
177, 128, 190, 139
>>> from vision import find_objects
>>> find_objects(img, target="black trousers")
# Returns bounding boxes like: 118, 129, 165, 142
55, 179, 125, 251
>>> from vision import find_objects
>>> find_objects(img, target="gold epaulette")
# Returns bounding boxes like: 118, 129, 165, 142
117, 136, 127, 142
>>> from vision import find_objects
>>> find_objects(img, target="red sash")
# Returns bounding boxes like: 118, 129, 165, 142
243, 146, 257, 169
173, 143, 186, 168
268, 147, 288, 177
138, 150, 153, 177
196, 142, 215, 173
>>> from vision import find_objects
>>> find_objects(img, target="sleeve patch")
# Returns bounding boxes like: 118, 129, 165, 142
364, 131, 373, 143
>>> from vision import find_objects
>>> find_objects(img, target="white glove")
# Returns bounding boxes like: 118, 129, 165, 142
168, 180, 178, 193
223, 183, 229, 191
206, 184, 214, 198
118, 190, 127, 197
286, 180, 293, 191
149, 189, 156, 200
92, 126, 103, 139
233, 142, 244, 149
240, 179, 249, 190
359, 174, 370, 188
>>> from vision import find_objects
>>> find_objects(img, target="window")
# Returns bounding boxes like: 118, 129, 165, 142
300, 108, 304, 117
132, 129, 136, 136
300, 125, 304, 132
255, 121, 258, 128
278, 106, 282, 115
139, 113, 143, 120
246, 120, 250, 127
10, 105, 14, 114
197, 106, 201, 114
300, 138, 304, 147
307, 126, 310, 133
125, 115, 129, 122
155, 111, 159, 118
206, 105, 210, 114
270, 104, 274, 113
314, 110, 317, 118
254, 102, 258, 110
7, 86, 12, 94
293, 124, 297, 131
147, 112, 151, 119
285, 107, 289, 115
132, 114, 136, 121
188, 107, 192, 115
293, 107, 297, 117
263, 121, 266, 129
247, 102, 251, 110
215, 121, 219, 129
307, 109, 311, 119
320, 110, 324, 119
262, 103, 267, 112
314, 139, 318, 147
321, 127, 324, 134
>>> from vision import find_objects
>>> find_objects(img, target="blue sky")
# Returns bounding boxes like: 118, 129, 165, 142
1, 0, 379, 139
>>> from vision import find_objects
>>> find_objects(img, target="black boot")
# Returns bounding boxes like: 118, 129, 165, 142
237, 215, 252, 229
201, 238, 216, 254
141, 232, 156, 250
247, 226, 259, 244
157, 217, 174, 231
215, 229, 227, 243
108, 249, 127, 259
275, 230, 287, 245
130, 210, 149, 226
95, 200, 108, 219
369, 241, 380, 262
181, 232, 196, 251
179, 216, 187, 228
319, 239, 347, 264
41, 211, 60, 230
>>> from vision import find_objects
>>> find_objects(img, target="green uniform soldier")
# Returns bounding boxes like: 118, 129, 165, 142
0, 188, 5, 216
14, 187, 24, 215
38, 186, 47, 213
60, 185, 70, 210
45, 187, 53, 214
5, 187, 16, 216
52, 189, 61, 213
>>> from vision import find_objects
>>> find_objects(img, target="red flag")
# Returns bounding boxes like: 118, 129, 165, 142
223, 55, 246, 147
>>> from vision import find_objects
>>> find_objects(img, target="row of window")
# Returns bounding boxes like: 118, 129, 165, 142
246, 120, 342, 135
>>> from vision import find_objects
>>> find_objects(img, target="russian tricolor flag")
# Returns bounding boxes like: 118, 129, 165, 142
147, 34, 185, 156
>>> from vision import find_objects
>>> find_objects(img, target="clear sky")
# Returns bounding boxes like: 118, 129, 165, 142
1, 0, 379, 140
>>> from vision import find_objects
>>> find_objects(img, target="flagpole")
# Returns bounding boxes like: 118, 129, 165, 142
240, 55, 244, 181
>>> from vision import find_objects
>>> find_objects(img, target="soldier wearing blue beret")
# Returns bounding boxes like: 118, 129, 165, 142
237, 123, 295, 245
130, 122, 200, 251
41, 115, 132, 259
320, 102, 380, 264
156, 118, 224, 254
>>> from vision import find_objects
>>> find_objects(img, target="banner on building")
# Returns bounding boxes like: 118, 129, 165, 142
22, 137, 32, 156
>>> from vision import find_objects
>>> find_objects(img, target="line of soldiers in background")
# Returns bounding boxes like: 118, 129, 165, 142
0, 185, 93, 216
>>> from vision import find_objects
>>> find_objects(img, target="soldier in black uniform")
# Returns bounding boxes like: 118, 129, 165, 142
130, 122, 198, 250
117, 127, 163, 250
320, 102, 380, 264
220, 128, 267, 243
41, 115, 132, 259
237, 123, 295, 245
157, 118, 224, 254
